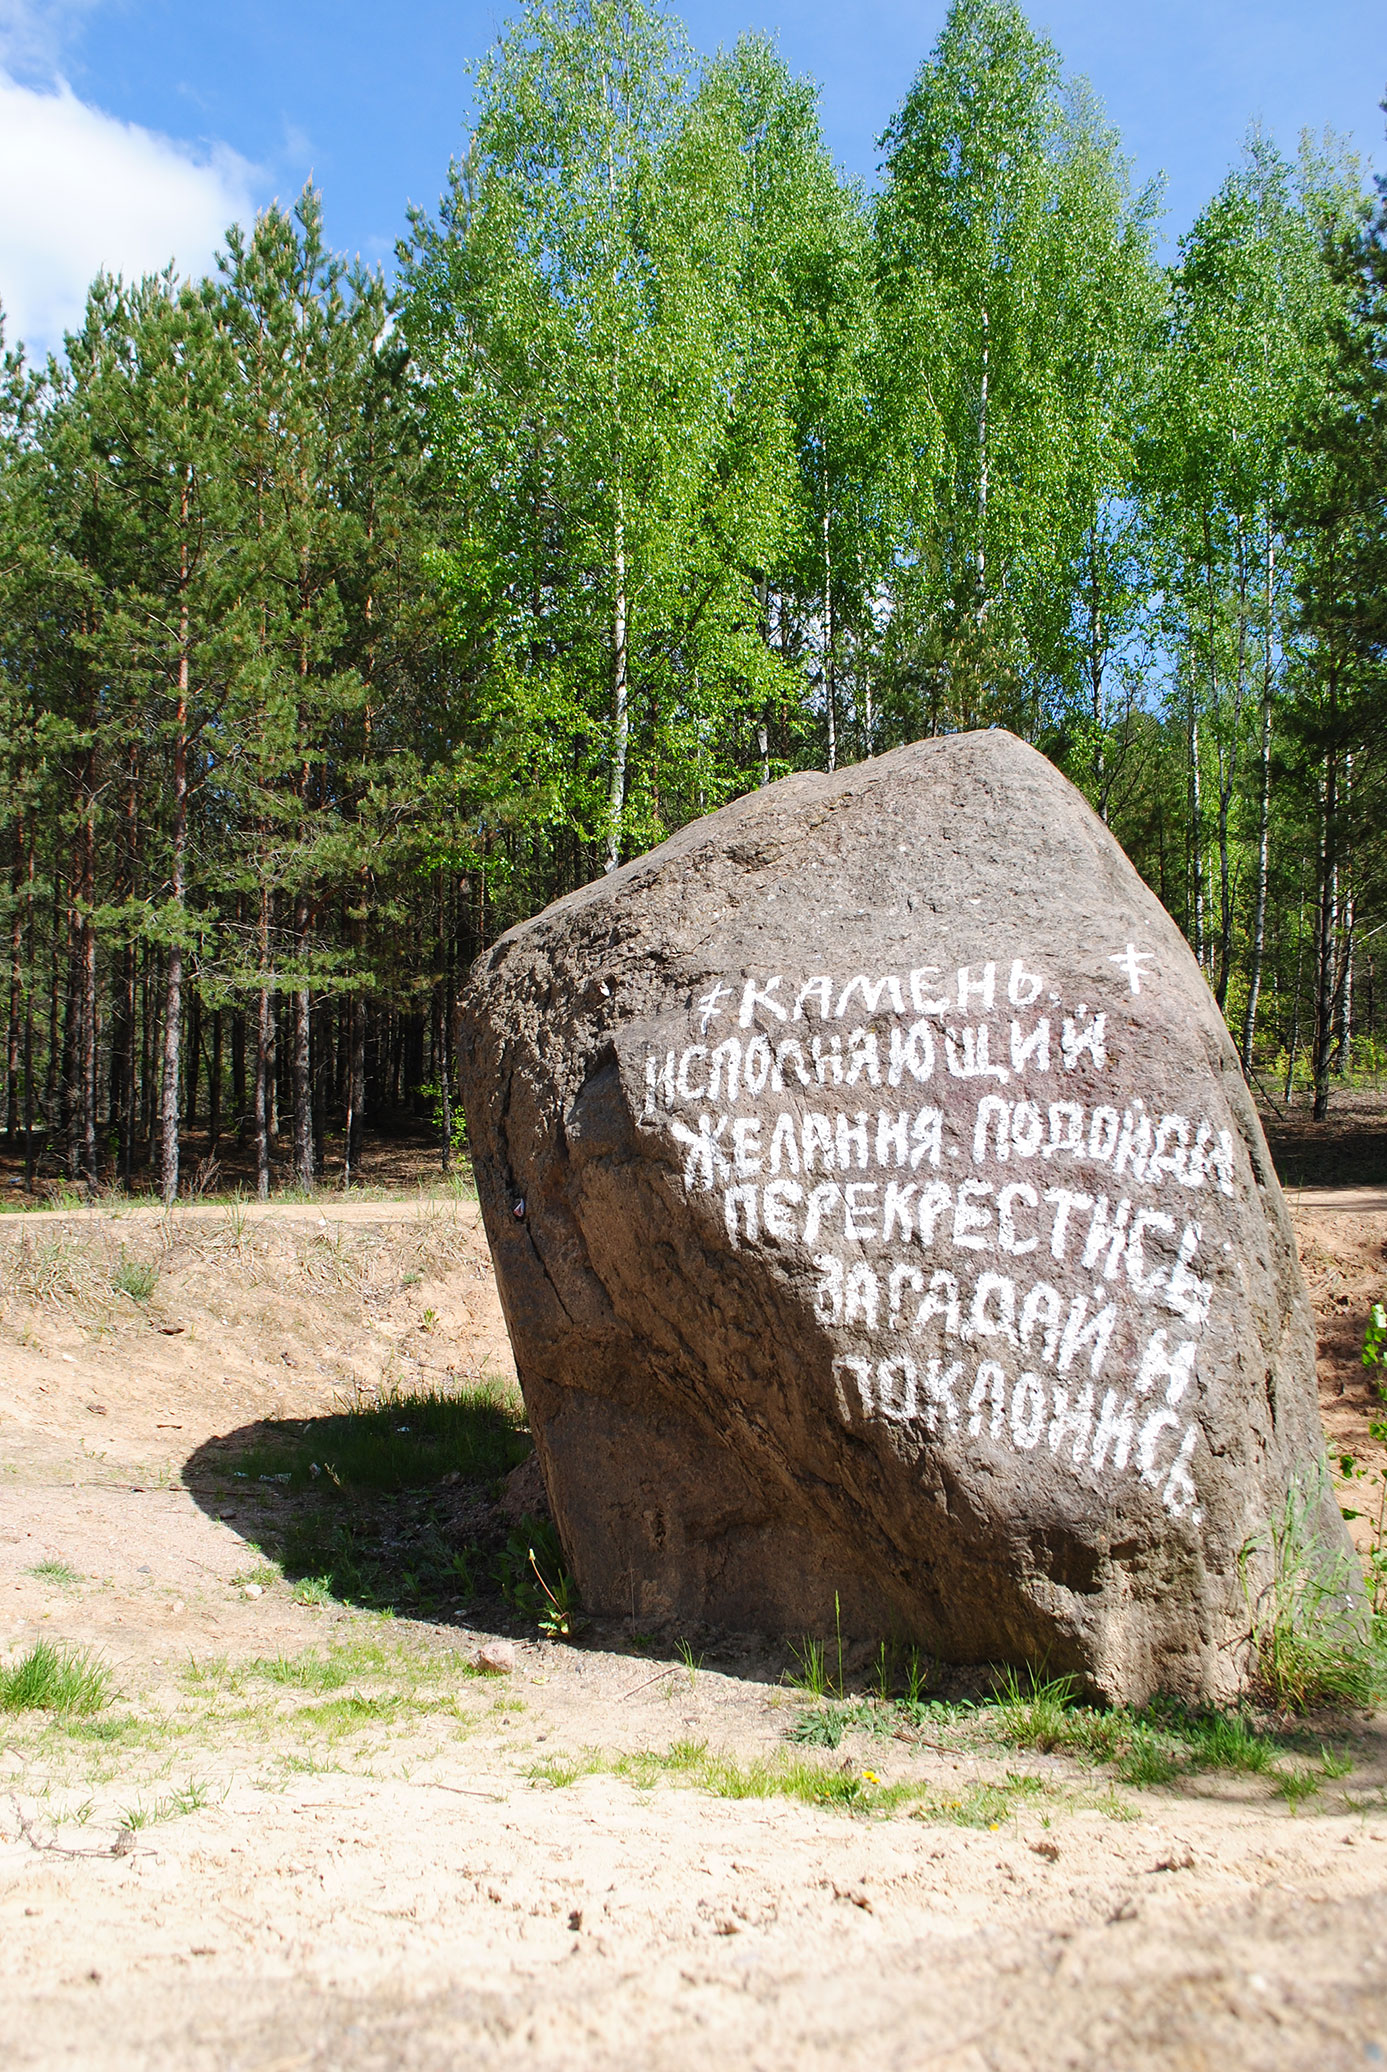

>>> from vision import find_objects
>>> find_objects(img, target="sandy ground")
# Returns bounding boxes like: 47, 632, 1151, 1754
0, 1192, 1384, 2070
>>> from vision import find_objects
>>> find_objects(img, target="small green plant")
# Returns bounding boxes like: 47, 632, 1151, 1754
292, 1574, 336, 1607
787, 1636, 829, 1698
297, 1694, 395, 1732
1240, 1464, 1385, 1710
118, 1779, 211, 1831
1365, 1301, 1387, 1369
675, 1638, 702, 1688
168, 1778, 212, 1816
789, 1704, 848, 1749
904, 1649, 931, 1705
788, 1596, 848, 1697
495, 1517, 580, 1637
1170, 1705, 1276, 1774
26, 1560, 80, 1586
111, 1251, 158, 1302
0, 1641, 110, 1716
251, 1651, 359, 1692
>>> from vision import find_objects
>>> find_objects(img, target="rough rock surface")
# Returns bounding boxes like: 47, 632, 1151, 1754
458, 732, 1347, 1702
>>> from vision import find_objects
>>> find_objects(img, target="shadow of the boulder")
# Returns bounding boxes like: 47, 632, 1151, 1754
181, 1391, 534, 1625
179, 1406, 802, 1684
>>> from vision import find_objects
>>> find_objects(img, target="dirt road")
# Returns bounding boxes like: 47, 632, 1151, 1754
0, 1194, 1384, 2070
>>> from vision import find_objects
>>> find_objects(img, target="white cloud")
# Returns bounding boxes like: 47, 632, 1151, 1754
0, 0, 97, 80
0, 66, 258, 357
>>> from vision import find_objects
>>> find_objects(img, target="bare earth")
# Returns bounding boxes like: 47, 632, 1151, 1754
1, 1190, 1384, 2071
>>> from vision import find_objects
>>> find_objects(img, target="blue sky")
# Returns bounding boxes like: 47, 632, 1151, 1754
1, 0, 1382, 354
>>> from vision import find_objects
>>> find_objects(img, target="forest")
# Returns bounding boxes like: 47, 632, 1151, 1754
0, 0, 1383, 1201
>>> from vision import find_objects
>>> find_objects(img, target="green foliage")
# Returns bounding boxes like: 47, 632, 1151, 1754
0, 0, 1381, 1199
1364, 1303, 1387, 1371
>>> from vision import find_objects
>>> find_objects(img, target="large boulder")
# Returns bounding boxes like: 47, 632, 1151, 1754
458, 731, 1345, 1702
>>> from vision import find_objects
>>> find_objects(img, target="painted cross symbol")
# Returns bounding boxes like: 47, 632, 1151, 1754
696, 981, 732, 1035
1110, 943, 1156, 995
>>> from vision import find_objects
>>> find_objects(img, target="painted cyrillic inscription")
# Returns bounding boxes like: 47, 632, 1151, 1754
637, 949, 1228, 1524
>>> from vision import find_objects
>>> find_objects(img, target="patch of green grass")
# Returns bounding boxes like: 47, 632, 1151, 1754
675, 1639, 703, 1686
247, 1648, 379, 1692
528, 1752, 606, 1790
810, 1666, 1346, 1811
234, 1562, 282, 1588
1114, 1729, 1182, 1788
291, 1574, 336, 1607
26, 1560, 80, 1587
0, 1642, 110, 1716
1273, 1744, 1355, 1812
1273, 1768, 1324, 1811
531, 1737, 908, 1814
1146, 1699, 1279, 1775
231, 1382, 531, 1497
985, 1672, 1298, 1786
786, 1636, 832, 1698
181, 1654, 230, 1692
273, 1510, 482, 1617
295, 1694, 397, 1732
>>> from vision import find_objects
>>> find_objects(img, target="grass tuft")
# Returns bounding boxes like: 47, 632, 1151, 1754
0, 1641, 110, 1716
1241, 1465, 1387, 1712
991, 1667, 1085, 1751
111, 1252, 158, 1302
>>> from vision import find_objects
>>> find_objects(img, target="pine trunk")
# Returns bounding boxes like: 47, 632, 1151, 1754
255, 876, 272, 1200
160, 577, 190, 1204
293, 892, 314, 1190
